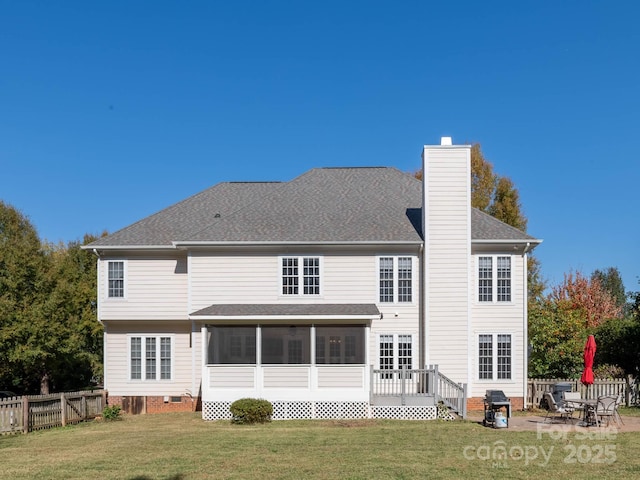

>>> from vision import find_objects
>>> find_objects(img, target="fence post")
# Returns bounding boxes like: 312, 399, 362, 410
22, 396, 29, 434
60, 393, 67, 427
626, 375, 633, 407
82, 394, 87, 420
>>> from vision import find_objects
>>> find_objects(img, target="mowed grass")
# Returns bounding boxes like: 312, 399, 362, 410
1, 413, 640, 479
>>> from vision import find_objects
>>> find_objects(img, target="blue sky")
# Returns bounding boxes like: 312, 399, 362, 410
1, 1, 639, 293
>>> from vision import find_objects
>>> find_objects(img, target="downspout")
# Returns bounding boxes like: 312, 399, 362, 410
91, 248, 106, 390
419, 243, 426, 370
522, 242, 531, 410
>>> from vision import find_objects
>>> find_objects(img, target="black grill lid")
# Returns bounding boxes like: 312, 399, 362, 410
485, 390, 509, 403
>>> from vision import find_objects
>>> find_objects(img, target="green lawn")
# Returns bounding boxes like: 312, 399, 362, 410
1, 413, 639, 479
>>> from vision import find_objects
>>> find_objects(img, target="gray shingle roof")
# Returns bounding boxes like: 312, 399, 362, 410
88, 166, 539, 248
471, 208, 538, 242
190, 303, 381, 317
89, 181, 282, 246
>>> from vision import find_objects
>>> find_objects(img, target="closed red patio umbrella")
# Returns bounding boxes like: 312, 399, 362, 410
580, 335, 596, 394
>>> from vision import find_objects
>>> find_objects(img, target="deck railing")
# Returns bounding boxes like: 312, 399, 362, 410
370, 365, 467, 418
429, 364, 467, 418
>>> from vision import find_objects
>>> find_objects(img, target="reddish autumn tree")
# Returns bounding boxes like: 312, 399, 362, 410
550, 272, 623, 329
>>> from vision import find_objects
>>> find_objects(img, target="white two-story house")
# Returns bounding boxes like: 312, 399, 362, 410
86, 138, 541, 419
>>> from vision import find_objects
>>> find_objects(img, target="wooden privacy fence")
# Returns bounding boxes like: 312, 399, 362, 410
0, 390, 106, 434
528, 378, 633, 408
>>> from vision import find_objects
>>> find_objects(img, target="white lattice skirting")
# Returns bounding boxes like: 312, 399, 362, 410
202, 401, 438, 421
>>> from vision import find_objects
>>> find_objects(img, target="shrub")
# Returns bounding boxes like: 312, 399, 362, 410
229, 398, 273, 424
102, 404, 122, 421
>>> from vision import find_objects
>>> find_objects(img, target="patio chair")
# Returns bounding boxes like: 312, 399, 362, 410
595, 395, 618, 427
543, 392, 572, 423
614, 395, 624, 425
562, 391, 582, 419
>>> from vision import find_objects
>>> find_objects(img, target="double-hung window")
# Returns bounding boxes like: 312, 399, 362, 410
281, 256, 321, 295
107, 260, 125, 298
478, 333, 511, 380
378, 257, 413, 303
477, 256, 511, 303
130, 336, 172, 380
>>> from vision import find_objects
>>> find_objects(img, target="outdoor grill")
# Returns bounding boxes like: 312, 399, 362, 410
483, 390, 512, 428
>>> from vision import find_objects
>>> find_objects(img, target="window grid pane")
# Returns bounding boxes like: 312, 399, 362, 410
282, 258, 299, 295
379, 257, 394, 302
478, 334, 493, 379
397, 257, 412, 302
379, 335, 394, 379
131, 337, 141, 380
497, 334, 512, 379
316, 336, 325, 364
329, 336, 341, 362
108, 261, 124, 298
398, 335, 412, 371
478, 257, 493, 302
303, 257, 320, 295
497, 257, 511, 302
160, 337, 171, 380
288, 339, 303, 364
145, 337, 156, 380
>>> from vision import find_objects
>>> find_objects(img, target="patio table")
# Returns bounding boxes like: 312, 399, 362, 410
570, 399, 598, 426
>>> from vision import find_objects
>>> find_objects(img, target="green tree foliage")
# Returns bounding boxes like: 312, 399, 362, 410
594, 317, 640, 375
592, 278, 640, 375
528, 298, 586, 378
0, 201, 101, 394
591, 267, 626, 311
488, 177, 527, 232
529, 269, 628, 378
0, 202, 49, 391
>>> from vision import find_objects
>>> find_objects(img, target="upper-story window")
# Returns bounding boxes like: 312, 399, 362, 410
281, 256, 321, 295
477, 256, 511, 303
108, 260, 125, 298
379, 256, 413, 303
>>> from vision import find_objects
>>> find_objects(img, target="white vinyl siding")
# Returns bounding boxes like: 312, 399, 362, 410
422, 145, 471, 384
104, 322, 193, 396
189, 249, 421, 310
99, 255, 188, 320
470, 252, 525, 398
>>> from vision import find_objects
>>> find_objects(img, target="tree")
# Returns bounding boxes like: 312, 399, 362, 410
488, 177, 527, 232
528, 298, 586, 378
591, 267, 626, 311
0, 201, 101, 394
550, 271, 623, 329
470, 143, 496, 212
416, 142, 546, 299
0, 201, 49, 392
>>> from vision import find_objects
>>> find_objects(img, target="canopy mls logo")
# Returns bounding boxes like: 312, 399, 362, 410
462, 424, 618, 468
